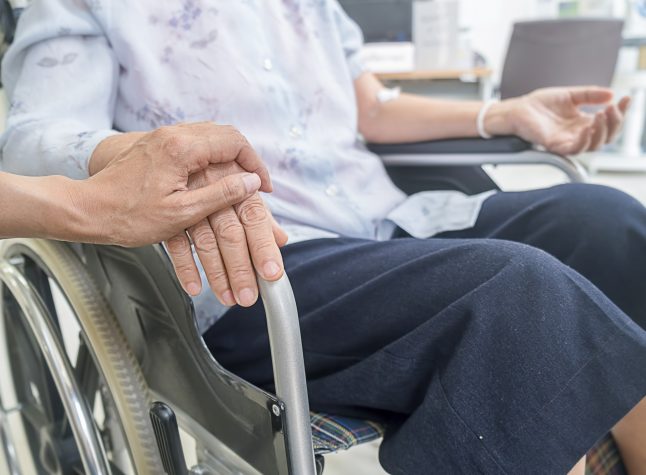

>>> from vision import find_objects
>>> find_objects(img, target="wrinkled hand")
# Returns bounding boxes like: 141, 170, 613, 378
166, 161, 288, 306
508, 87, 631, 156
84, 123, 286, 302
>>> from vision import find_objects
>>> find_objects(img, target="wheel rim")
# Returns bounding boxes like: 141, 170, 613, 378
0, 251, 135, 475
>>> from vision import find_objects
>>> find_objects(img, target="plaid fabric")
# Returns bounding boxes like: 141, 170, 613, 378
310, 414, 626, 475
310, 413, 385, 455
586, 433, 628, 475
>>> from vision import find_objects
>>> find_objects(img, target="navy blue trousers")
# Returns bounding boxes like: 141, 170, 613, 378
204, 184, 646, 474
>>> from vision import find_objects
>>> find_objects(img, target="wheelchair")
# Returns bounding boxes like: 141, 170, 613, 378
0, 132, 632, 474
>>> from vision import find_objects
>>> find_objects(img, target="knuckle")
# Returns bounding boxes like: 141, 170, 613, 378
160, 133, 187, 157
166, 235, 191, 257
226, 263, 255, 283
249, 237, 278, 256
205, 269, 229, 290
238, 200, 268, 226
223, 124, 239, 136
190, 228, 218, 254
220, 178, 244, 203
214, 218, 246, 244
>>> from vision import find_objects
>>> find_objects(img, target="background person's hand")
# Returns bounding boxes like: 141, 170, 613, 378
499, 86, 631, 156
166, 161, 288, 306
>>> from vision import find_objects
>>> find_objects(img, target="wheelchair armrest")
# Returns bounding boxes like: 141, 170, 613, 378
369, 136, 587, 184
258, 275, 317, 475
367, 136, 532, 156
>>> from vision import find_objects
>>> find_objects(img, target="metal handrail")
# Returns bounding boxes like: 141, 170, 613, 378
259, 275, 316, 475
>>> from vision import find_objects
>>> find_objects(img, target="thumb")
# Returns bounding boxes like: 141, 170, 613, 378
177, 173, 261, 228
569, 87, 614, 106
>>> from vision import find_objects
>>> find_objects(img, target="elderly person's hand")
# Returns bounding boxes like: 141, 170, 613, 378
88, 122, 286, 302
487, 87, 631, 156
169, 161, 288, 307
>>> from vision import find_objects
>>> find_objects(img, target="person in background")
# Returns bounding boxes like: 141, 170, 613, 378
2, 1, 646, 473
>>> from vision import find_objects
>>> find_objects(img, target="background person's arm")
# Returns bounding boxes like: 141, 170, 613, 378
354, 72, 630, 156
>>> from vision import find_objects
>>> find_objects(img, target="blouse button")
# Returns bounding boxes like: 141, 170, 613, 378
325, 184, 340, 197
263, 58, 273, 71
289, 126, 303, 138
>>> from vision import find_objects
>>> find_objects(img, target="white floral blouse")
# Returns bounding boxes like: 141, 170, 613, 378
1, 0, 492, 329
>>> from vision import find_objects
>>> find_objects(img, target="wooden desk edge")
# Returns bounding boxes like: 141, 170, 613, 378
375, 67, 493, 81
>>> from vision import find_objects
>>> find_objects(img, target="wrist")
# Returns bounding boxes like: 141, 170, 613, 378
483, 99, 521, 137
88, 132, 145, 176
54, 177, 99, 242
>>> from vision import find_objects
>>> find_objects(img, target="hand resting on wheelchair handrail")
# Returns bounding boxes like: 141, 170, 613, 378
88, 122, 287, 307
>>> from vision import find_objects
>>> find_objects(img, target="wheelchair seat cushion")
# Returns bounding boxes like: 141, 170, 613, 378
586, 433, 627, 475
309, 414, 626, 475
310, 413, 385, 455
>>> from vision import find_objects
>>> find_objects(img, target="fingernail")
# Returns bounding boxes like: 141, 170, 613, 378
242, 173, 261, 194
186, 282, 201, 296
221, 289, 236, 306
237, 288, 257, 307
263, 260, 281, 278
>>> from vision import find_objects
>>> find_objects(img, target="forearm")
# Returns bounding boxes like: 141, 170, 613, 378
0, 172, 91, 241
355, 72, 518, 143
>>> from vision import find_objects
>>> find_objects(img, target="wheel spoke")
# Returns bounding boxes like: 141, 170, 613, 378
19, 402, 48, 432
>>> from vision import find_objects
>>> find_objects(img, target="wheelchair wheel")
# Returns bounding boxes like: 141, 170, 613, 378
0, 239, 164, 474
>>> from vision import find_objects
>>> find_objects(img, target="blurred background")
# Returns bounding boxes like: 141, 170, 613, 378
342, 0, 646, 175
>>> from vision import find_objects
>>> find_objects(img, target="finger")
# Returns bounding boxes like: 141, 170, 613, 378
554, 126, 593, 156
573, 126, 594, 155
175, 172, 261, 230
263, 202, 289, 247
187, 219, 236, 306
235, 195, 285, 282
272, 218, 289, 248
618, 96, 631, 115
183, 124, 272, 192
165, 232, 202, 296
568, 87, 613, 106
588, 112, 608, 151
604, 104, 623, 144
209, 208, 259, 307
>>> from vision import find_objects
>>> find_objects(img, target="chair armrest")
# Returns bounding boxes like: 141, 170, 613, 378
258, 275, 317, 475
367, 136, 532, 156
369, 136, 587, 184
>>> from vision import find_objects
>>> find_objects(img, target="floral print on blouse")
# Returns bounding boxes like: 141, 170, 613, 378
1, 0, 493, 330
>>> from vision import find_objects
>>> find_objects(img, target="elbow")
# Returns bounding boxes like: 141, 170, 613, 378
358, 116, 387, 144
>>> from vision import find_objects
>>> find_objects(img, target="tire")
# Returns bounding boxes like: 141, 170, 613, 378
0, 239, 164, 475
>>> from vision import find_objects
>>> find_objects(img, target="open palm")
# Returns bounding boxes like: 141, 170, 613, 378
513, 87, 631, 156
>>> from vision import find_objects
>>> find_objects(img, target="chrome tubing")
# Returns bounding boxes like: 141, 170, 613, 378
0, 260, 111, 475
259, 274, 316, 475
380, 148, 587, 183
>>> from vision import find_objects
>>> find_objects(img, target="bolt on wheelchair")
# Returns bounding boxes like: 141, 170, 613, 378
0, 134, 632, 475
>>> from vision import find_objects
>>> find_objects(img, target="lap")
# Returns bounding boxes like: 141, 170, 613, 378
204, 232, 636, 406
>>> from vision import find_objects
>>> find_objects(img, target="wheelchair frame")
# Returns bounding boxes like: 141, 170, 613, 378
0, 138, 590, 475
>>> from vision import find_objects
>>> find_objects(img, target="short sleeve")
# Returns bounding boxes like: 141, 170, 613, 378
329, 1, 365, 79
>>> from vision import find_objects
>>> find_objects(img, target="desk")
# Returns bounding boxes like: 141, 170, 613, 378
375, 67, 494, 101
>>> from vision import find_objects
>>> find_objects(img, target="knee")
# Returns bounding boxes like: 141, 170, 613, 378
455, 239, 564, 284
544, 184, 646, 256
